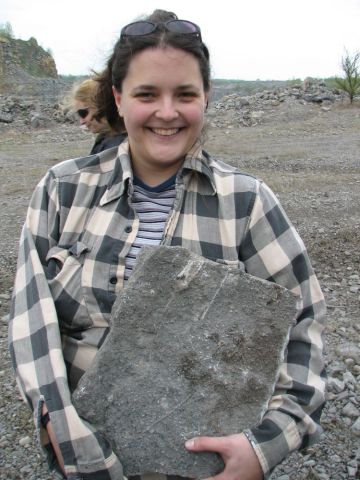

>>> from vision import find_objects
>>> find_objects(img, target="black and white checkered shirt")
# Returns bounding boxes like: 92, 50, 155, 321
9, 139, 326, 479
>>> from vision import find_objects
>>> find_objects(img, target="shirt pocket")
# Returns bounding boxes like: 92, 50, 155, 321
46, 242, 93, 330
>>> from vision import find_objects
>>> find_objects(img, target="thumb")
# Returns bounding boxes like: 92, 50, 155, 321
185, 436, 226, 453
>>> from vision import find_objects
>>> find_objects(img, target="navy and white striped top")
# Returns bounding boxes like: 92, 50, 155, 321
124, 174, 177, 280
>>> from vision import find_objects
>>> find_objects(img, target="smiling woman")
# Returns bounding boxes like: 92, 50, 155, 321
9, 8, 326, 480
112, 46, 208, 185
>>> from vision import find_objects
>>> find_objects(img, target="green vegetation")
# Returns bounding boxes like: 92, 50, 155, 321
0, 21, 14, 39
335, 50, 360, 103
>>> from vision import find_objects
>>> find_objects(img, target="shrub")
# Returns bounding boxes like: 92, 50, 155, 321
0, 21, 14, 39
335, 50, 360, 103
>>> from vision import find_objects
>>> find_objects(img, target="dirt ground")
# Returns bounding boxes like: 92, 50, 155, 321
0, 98, 359, 479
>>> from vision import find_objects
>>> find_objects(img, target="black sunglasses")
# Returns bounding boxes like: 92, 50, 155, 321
76, 108, 89, 119
120, 20, 202, 42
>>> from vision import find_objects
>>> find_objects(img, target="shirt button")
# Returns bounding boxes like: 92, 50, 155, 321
125, 225, 132, 233
110, 277, 117, 284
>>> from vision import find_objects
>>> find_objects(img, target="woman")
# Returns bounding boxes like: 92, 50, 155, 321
9, 9, 326, 480
69, 78, 126, 154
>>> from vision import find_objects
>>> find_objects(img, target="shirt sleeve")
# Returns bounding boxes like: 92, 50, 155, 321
8, 171, 124, 480
239, 180, 326, 475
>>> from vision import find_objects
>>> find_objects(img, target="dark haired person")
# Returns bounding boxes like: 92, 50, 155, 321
9, 9, 326, 480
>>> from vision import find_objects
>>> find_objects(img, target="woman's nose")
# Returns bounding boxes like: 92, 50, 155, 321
155, 98, 179, 120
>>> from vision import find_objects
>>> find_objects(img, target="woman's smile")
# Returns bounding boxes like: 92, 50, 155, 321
148, 127, 183, 136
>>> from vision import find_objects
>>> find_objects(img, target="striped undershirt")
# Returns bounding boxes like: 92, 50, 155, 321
124, 174, 177, 280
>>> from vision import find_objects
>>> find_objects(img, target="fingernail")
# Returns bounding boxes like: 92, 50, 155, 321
185, 439, 194, 448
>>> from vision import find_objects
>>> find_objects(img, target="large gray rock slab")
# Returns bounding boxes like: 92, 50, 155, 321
73, 246, 296, 478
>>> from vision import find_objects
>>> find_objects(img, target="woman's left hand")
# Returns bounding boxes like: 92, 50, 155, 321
185, 433, 263, 480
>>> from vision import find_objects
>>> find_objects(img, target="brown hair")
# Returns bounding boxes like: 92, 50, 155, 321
96, 9, 210, 130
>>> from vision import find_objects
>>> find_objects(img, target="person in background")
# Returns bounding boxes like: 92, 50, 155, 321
9, 8, 326, 480
69, 78, 126, 154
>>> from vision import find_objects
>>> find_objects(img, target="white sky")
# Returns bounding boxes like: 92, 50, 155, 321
1, 0, 359, 80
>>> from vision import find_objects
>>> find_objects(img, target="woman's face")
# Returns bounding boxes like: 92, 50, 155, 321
74, 100, 105, 134
113, 46, 208, 176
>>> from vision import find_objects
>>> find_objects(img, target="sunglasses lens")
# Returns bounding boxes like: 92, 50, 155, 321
167, 20, 199, 35
122, 21, 155, 36
77, 108, 89, 119
120, 20, 201, 41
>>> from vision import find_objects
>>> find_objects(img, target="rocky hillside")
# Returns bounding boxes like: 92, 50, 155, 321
0, 35, 60, 99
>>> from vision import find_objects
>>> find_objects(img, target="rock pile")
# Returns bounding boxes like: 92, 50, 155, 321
0, 94, 74, 128
208, 79, 344, 127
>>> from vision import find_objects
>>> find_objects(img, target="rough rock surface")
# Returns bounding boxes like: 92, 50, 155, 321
0, 36, 59, 98
73, 246, 296, 477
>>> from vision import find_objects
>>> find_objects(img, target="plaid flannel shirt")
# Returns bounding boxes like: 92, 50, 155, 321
9, 139, 326, 479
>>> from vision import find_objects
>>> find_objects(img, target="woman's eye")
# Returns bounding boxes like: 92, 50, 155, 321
136, 92, 155, 100
179, 91, 197, 100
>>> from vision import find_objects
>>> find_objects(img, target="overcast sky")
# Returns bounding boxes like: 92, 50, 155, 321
1, 0, 359, 80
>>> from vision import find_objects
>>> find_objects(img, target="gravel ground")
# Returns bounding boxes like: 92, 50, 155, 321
0, 98, 359, 479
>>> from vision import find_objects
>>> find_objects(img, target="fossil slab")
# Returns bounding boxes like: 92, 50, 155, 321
73, 246, 296, 478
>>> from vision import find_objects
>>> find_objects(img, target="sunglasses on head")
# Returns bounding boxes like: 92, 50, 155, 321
120, 19, 202, 42
76, 108, 89, 119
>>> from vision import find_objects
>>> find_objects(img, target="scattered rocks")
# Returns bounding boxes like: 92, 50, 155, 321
0, 94, 72, 128
29, 112, 53, 129
0, 112, 13, 123
18, 436, 32, 447
328, 376, 345, 393
336, 344, 360, 364
208, 79, 344, 127
351, 418, 360, 436
342, 402, 360, 418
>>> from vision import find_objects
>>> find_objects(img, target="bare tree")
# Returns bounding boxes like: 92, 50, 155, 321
335, 50, 360, 103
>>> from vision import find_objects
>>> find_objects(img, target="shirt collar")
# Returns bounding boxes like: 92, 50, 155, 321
100, 138, 216, 206
181, 140, 217, 195
99, 141, 133, 206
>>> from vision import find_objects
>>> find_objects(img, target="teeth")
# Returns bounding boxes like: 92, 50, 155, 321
151, 128, 179, 136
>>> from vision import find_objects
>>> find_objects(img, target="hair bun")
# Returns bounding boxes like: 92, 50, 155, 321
146, 9, 178, 22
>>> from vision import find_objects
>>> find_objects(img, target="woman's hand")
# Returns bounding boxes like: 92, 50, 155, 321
42, 405, 66, 477
185, 433, 263, 480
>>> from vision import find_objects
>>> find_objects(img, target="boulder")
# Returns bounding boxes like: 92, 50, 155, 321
73, 246, 296, 478
0, 112, 13, 123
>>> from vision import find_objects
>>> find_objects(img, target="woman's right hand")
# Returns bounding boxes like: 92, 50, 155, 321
185, 433, 263, 480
